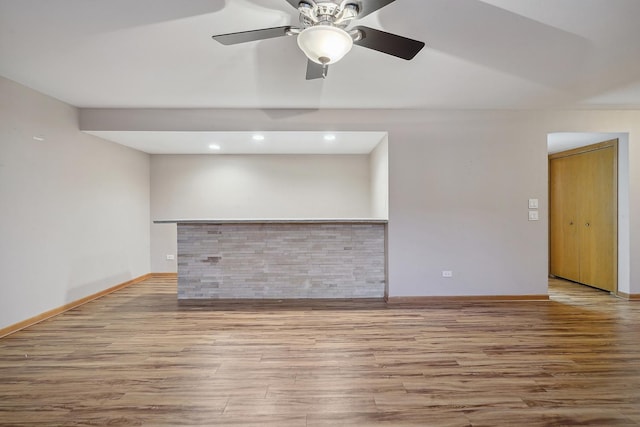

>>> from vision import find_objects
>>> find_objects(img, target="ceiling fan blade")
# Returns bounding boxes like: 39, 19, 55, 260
352, 26, 425, 60
348, 0, 397, 19
283, 0, 302, 10
306, 60, 327, 80
212, 26, 291, 45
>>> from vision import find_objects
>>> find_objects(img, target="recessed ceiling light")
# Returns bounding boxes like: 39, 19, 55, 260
32, 136, 45, 141
252, 134, 265, 141
209, 144, 221, 150
324, 134, 336, 141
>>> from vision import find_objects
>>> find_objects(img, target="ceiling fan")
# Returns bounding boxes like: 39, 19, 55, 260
212, 0, 425, 79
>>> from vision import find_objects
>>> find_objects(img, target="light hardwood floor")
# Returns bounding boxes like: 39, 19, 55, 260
1, 277, 639, 426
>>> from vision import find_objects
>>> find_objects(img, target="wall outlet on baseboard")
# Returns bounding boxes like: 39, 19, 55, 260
166, 254, 175, 260
442, 270, 453, 278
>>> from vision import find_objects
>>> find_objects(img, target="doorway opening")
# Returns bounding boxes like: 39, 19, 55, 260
547, 132, 630, 297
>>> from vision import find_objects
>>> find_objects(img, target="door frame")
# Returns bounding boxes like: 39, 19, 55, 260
548, 139, 618, 294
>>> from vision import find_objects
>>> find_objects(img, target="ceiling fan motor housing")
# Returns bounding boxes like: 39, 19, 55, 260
298, 1, 360, 29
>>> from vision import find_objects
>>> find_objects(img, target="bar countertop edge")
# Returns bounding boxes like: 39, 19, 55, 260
153, 218, 389, 224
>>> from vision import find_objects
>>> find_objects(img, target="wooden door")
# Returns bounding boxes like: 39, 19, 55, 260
549, 154, 579, 281
549, 140, 617, 292
577, 146, 616, 291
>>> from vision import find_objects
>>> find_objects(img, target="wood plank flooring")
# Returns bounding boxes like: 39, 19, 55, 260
1, 277, 639, 426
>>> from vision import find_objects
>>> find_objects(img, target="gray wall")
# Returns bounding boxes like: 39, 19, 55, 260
0, 77, 150, 330
150, 154, 372, 272
81, 108, 640, 298
370, 137, 389, 219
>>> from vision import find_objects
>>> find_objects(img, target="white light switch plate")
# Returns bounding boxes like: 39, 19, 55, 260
528, 210, 539, 221
528, 198, 539, 209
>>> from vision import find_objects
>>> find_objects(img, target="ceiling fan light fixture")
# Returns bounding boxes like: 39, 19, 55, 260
297, 25, 353, 65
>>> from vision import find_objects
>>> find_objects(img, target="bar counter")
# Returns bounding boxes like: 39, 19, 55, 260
154, 219, 387, 300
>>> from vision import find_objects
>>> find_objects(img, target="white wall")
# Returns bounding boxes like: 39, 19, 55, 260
81, 108, 640, 297
150, 154, 371, 272
0, 77, 150, 330
618, 135, 631, 295
387, 112, 549, 296
369, 136, 389, 219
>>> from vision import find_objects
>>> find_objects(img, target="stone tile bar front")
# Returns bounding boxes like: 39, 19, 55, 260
155, 220, 387, 299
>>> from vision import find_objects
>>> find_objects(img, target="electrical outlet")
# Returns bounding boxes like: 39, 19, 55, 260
166, 254, 175, 260
442, 270, 453, 278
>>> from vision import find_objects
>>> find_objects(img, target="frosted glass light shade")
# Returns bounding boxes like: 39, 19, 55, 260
297, 26, 353, 65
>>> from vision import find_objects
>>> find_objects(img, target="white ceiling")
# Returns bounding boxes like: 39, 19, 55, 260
84, 131, 387, 154
2, 0, 640, 110
2, 1, 639, 155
